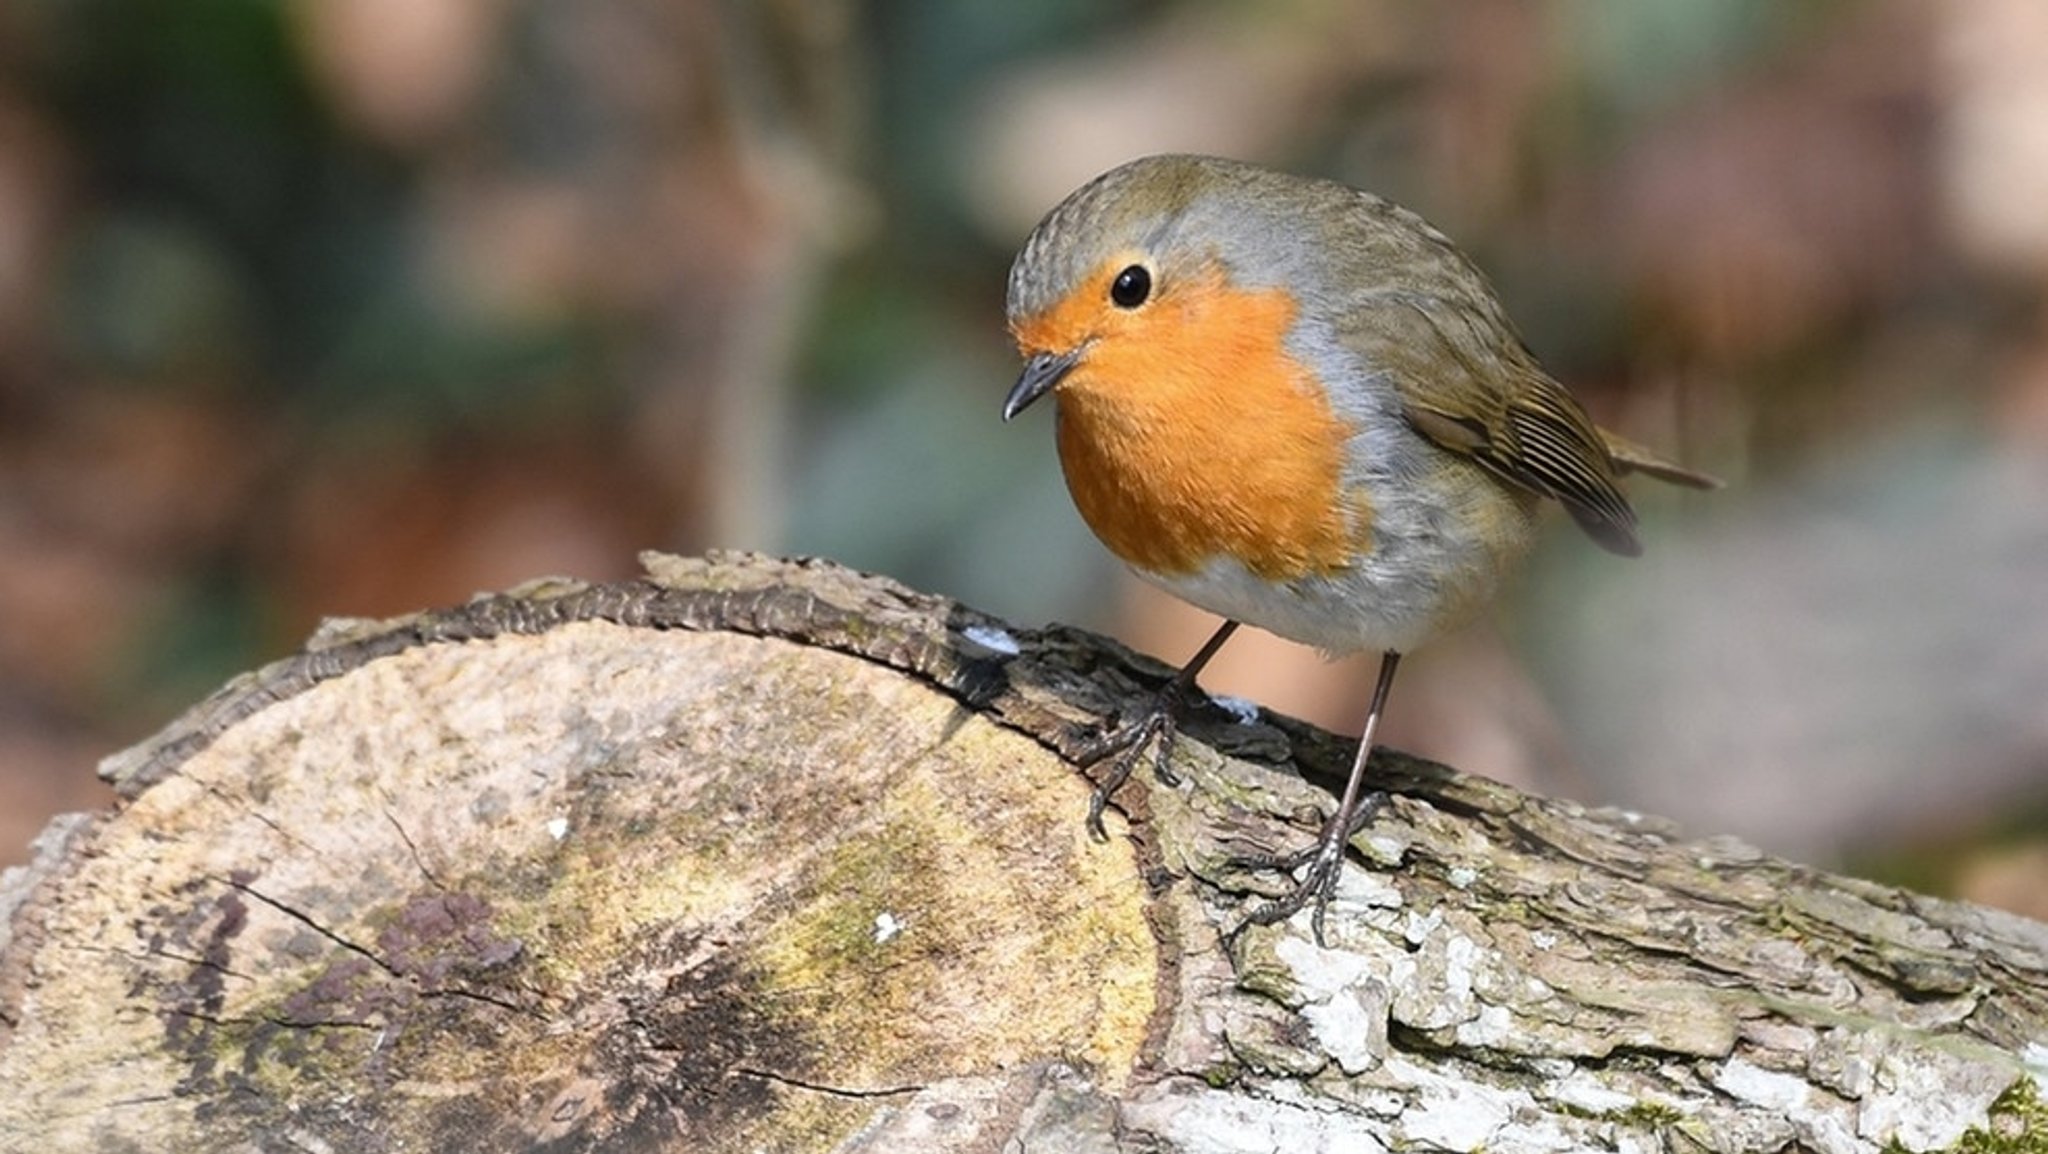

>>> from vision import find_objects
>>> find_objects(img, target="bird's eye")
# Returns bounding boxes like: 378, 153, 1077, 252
1109, 264, 1152, 309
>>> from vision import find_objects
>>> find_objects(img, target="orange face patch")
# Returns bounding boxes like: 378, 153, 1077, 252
1013, 258, 1363, 580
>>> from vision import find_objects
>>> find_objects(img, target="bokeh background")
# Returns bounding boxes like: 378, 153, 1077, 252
3, 1, 2045, 916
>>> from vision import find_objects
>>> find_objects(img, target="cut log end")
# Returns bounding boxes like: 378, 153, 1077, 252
4, 621, 1158, 1152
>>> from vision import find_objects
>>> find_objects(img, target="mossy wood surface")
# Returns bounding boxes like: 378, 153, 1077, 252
2, 552, 2045, 1153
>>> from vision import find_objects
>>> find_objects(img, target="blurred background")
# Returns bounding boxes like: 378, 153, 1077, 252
1, 0, 2044, 916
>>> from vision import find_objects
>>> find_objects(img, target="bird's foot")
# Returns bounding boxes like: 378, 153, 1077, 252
1227, 790, 1390, 948
1074, 684, 1198, 840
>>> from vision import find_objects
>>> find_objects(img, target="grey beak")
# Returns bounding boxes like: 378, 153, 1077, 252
1002, 348, 1083, 421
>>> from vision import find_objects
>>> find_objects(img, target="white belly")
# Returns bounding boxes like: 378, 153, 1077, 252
1138, 489, 1536, 656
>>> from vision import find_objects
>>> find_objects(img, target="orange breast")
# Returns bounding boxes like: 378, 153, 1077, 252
1031, 266, 1363, 580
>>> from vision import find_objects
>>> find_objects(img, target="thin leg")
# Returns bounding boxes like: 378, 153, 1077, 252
1079, 620, 1241, 839
1234, 650, 1403, 946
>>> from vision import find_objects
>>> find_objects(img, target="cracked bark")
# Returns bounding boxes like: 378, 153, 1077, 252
2, 551, 2045, 1153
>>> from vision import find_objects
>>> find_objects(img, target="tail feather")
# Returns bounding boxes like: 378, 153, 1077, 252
1597, 427, 1722, 490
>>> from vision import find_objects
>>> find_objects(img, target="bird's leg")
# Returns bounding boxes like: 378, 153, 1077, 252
1232, 650, 1403, 947
1077, 620, 1240, 840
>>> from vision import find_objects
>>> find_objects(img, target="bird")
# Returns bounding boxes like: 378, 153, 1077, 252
1000, 153, 1716, 944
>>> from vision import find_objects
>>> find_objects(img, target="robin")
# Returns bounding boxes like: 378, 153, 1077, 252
1001, 153, 1716, 944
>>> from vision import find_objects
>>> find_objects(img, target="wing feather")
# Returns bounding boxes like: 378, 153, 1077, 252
1342, 292, 1642, 555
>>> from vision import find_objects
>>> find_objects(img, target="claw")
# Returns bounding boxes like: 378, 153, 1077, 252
1225, 651, 1404, 949
1074, 620, 1241, 838
1079, 709, 1174, 840
1228, 790, 1391, 948
1149, 731, 1181, 788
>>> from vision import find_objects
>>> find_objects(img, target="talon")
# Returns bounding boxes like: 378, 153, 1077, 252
1228, 789, 1393, 947
1084, 787, 1113, 842
1079, 709, 1169, 838
1149, 738, 1181, 788
1071, 620, 1240, 838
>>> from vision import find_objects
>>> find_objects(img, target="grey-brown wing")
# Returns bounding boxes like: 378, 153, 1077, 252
1345, 291, 1642, 556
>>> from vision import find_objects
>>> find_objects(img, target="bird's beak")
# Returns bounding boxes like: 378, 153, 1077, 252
1002, 347, 1083, 421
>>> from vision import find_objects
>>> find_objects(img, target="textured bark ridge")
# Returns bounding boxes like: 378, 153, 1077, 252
2, 551, 2045, 1153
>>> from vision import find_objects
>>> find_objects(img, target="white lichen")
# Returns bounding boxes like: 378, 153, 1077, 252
959, 623, 1020, 656
1209, 694, 1261, 724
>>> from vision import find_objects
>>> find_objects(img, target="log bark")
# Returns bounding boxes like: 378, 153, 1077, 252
2, 551, 2045, 1153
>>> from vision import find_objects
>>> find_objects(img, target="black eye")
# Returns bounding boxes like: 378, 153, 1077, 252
1109, 264, 1152, 308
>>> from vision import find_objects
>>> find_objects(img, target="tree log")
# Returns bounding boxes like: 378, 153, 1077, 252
3, 551, 2045, 1153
